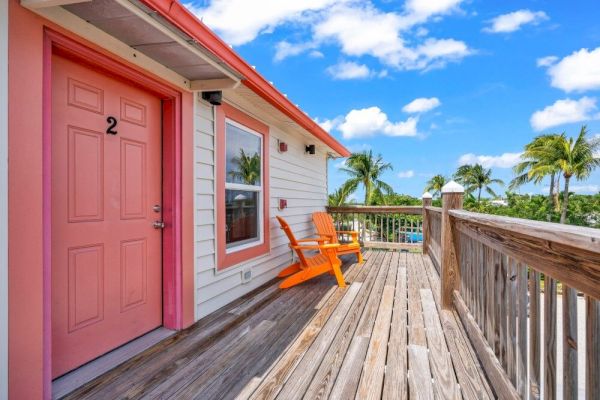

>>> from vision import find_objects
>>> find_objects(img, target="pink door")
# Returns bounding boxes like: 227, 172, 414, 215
51, 54, 163, 378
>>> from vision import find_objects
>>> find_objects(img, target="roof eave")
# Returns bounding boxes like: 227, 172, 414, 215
137, 0, 350, 158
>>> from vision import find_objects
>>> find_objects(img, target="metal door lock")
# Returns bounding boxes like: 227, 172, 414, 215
153, 221, 165, 229
153, 204, 161, 213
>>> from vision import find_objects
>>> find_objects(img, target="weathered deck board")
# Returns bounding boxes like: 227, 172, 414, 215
60, 250, 492, 400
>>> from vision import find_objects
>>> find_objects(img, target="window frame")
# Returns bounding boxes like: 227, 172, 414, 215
224, 118, 264, 253
216, 103, 270, 271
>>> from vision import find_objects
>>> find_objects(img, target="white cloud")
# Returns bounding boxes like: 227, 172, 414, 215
458, 152, 523, 168
398, 170, 415, 178
326, 61, 372, 79
314, 116, 343, 132
544, 47, 600, 92
313, 3, 471, 71
536, 55, 558, 67
334, 159, 347, 169
189, 1, 473, 73
483, 9, 548, 34
185, 0, 342, 46
530, 97, 599, 131
403, 97, 441, 113
274, 41, 316, 62
338, 106, 419, 139
309, 50, 325, 58
567, 185, 599, 194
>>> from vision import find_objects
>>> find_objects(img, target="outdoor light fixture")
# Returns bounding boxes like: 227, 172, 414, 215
305, 144, 316, 154
278, 199, 288, 210
201, 90, 222, 105
278, 140, 288, 153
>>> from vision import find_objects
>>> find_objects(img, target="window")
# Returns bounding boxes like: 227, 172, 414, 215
216, 103, 270, 270
225, 120, 263, 251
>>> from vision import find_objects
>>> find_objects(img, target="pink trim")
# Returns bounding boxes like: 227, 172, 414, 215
42, 28, 186, 393
138, 0, 350, 158
216, 103, 271, 270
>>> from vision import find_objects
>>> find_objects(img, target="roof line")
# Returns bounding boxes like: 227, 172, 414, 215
138, 0, 350, 157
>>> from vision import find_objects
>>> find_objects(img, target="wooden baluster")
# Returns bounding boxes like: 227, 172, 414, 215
530, 270, 541, 400
440, 181, 463, 310
485, 245, 495, 347
544, 276, 557, 400
587, 297, 600, 400
562, 285, 578, 400
516, 262, 527, 398
507, 257, 517, 386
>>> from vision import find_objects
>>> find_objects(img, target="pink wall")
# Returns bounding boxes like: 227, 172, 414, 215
8, 1, 195, 397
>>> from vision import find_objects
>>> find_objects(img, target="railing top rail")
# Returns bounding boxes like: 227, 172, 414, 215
425, 206, 442, 214
326, 206, 423, 214
449, 209, 600, 254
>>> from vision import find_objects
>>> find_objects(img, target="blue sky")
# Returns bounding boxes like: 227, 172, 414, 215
188, 0, 600, 199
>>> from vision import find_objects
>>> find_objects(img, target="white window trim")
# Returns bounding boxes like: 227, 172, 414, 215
224, 118, 264, 254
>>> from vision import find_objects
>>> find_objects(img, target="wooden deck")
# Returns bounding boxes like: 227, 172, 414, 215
62, 250, 494, 399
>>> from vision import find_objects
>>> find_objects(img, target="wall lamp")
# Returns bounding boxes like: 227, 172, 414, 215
201, 91, 222, 106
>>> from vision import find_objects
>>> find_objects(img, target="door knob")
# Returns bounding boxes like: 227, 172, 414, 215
153, 221, 165, 229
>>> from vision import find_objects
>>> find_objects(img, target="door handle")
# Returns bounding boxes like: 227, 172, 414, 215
153, 221, 165, 229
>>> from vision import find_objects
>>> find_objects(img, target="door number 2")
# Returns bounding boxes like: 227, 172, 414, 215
106, 116, 118, 135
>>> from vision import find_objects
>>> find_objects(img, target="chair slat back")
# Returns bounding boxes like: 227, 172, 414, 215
276, 216, 309, 267
312, 212, 339, 244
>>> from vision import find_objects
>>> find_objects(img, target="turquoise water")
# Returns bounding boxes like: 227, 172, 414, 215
406, 232, 423, 242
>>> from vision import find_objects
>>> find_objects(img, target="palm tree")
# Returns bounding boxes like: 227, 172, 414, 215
424, 175, 448, 198
548, 126, 600, 223
510, 134, 562, 215
454, 164, 505, 203
340, 150, 393, 205
328, 182, 355, 206
229, 149, 261, 185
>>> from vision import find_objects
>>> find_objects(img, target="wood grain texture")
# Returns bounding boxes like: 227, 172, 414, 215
441, 191, 462, 309
382, 254, 408, 400
529, 270, 541, 400
407, 344, 434, 400
544, 277, 557, 400
562, 285, 578, 400
420, 289, 461, 400
453, 291, 520, 399
60, 251, 495, 400
516, 263, 527, 398
453, 216, 600, 300
586, 296, 600, 400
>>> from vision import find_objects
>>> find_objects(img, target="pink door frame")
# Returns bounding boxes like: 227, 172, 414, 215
43, 28, 184, 390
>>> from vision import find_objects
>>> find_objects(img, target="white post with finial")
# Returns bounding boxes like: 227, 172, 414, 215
441, 181, 464, 310
422, 192, 432, 255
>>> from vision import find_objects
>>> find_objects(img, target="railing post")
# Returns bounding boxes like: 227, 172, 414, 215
441, 181, 463, 310
422, 192, 432, 255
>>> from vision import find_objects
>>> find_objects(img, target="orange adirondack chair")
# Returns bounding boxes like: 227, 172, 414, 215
312, 212, 364, 263
276, 216, 346, 289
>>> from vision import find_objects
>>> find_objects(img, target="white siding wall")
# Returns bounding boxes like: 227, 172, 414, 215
1, 0, 8, 396
193, 98, 329, 319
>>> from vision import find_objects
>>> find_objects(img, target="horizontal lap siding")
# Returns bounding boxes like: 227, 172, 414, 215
194, 99, 328, 319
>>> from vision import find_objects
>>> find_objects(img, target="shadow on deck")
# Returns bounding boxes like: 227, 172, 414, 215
62, 250, 494, 399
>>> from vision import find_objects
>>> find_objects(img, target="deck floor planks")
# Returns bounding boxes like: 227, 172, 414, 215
60, 250, 494, 400
322, 251, 394, 400
420, 253, 494, 400
382, 252, 408, 400
246, 251, 375, 400
301, 252, 388, 399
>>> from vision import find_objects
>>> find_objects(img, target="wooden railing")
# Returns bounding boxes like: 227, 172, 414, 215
326, 206, 423, 249
423, 206, 442, 272
435, 187, 600, 400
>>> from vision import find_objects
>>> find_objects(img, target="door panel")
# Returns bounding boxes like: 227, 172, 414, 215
51, 54, 163, 378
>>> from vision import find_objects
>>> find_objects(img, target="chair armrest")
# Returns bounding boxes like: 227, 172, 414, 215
297, 236, 329, 243
336, 230, 360, 243
291, 243, 340, 251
